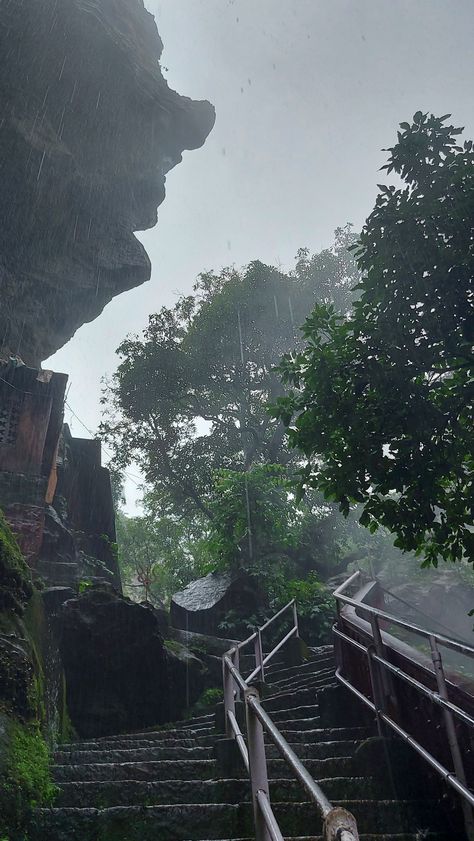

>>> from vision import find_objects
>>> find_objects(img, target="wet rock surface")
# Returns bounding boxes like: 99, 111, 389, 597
170, 570, 259, 636
56, 588, 206, 738
0, 0, 215, 365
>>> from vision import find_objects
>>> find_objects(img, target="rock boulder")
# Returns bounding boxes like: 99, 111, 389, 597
56, 588, 206, 737
171, 570, 259, 637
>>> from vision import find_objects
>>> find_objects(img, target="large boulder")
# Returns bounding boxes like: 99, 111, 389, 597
56, 588, 206, 737
171, 570, 260, 637
0, 0, 215, 365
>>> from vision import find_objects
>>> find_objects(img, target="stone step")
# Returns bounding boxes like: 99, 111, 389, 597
52, 755, 355, 784
52, 759, 218, 783
93, 715, 215, 743
33, 803, 240, 841
267, 756, 354, 778
265, 739, 366, 760
34, 799, 452, 840
55, 744, 214, 765
270, 704, 320, 721
59, 733, 218, 752
239, 800, 453, 836
172, 837, 456, 841
276, 725, 370, 742
265, 657, 335, 683
270, 667, 336, 693
263, 687, 332, 711
55, 775, 391, 808
93, 724, 216, 743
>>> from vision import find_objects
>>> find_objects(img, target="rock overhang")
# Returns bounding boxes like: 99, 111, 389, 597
0, 0, 215, 366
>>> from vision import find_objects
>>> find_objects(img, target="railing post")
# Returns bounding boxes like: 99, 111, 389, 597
255, 629, 265, 683
233, 646, 241, 702
293, 600, 299, 638
429, 636, 474, 841
369, 613, 393, 705
245, 686, 271, 841
223, 652, 236, 739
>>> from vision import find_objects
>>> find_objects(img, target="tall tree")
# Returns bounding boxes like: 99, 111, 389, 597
276, 114, 474, 566
101, 226, 359, 522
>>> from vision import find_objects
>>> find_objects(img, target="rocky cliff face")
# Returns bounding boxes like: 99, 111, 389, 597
0, 0, 215, 366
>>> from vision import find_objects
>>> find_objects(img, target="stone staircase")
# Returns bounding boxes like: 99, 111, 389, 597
33, 645, 464, 841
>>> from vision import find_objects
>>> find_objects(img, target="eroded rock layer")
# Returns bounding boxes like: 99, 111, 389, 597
0, 0, 215, 365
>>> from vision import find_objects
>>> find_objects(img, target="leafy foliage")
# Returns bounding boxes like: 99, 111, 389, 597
116, 512, 210, 603
276, 114, 474, 566
0, 509, 32, 613
101, 228, 359, 524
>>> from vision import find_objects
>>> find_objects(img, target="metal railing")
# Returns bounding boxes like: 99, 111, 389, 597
222, 599, 360, 841
333, 570, 474, 841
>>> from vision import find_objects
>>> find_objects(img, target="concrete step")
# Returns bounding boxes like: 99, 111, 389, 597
52, 758, 218, 783
240, 800, 454, 836
93, 715, 215, 743
265, 657, 335, 683
267, 756, 354, 778
269, 667, 336, 693
171, 837, 458, 841
276, 726, 370, 743
265, 739, 366, 760
59, 733, 218, 752
33, 803, 240, 841
93, 724, 216, 743
263, 687, 332, 711
38, 795, 444, 841
55, 775, 391, 808
55, 744, 214, 765
270, 704, 320, 721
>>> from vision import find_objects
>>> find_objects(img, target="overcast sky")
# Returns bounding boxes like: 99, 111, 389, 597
47, 0, 474, 511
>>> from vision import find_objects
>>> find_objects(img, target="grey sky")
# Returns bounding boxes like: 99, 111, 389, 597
47, 0, 474, 511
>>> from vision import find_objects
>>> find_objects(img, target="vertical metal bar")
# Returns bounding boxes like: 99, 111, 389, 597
223, 652, 236, 738
255, 629, 265, 683
429, 636, 474, 841
233, 647, 241, 702
293, 600, 300, 638
245, 686, 271, 841
370, 613, 392, 701
366, 646, 385, 739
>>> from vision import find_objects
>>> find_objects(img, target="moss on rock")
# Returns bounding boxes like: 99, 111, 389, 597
0, 509, 32, 613
0, 718, 57, 838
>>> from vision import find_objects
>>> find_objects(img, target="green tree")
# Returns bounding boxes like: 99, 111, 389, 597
116, 512, 210, 603
101, 227, 359, 524
276, 113, 474, 567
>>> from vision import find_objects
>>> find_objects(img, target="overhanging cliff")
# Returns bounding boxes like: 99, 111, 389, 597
0, 0, 215, 366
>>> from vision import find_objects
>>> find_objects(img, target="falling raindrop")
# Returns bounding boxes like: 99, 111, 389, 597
288, 295, 295, 328
237, 310, 244, 365
244, 475, 253, 560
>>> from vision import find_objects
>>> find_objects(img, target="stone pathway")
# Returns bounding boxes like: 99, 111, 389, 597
33, 645, 464, 840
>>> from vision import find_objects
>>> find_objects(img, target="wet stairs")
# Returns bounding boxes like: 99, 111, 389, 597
34, 645, 462, 841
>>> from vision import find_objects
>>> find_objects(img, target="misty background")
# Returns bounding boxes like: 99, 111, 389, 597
47, 0, 474, 512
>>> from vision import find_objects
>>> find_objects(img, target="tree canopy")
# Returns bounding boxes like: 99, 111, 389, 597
276, 113, 474, 566
101, 225, 359, 523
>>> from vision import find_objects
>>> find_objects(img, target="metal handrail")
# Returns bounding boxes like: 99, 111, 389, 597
333, 571, 474, 841
236, 598, 297, 653
334, 625, 474, 729
222, 601, 359, 841
334, 570, 474, 659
